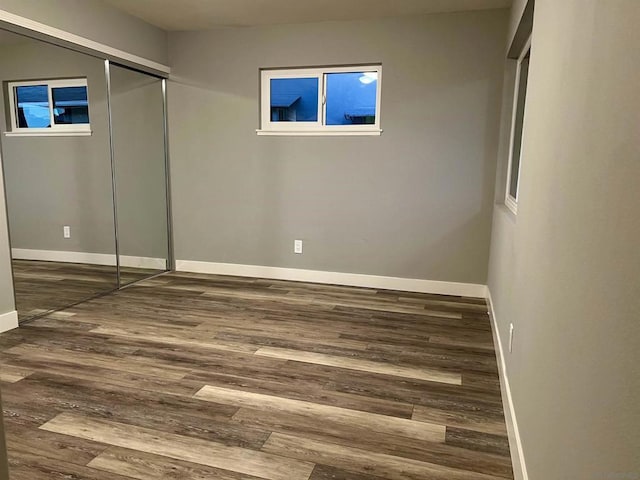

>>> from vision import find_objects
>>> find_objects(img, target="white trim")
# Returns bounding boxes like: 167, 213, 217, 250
256, 129, 382, 136
0, 9, 170, 76
4, 131, 92, 137
47, 79, 55, 128
504, 34, 532, 214
7, 78, 91, 134
505, 195, 518, 215
486, 287, 529, 480
0, 310, 19, 333
11, 248, 167, 270
120, 255, 167, 270
261, 69, 323, 131
176, 260, 486, 298
259, 65, 382, 135
12, 248, 114, 266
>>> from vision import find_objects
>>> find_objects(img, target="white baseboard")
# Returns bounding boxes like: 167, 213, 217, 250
486, 287, 528, 480
119, 255, 166, 270
175, 260, 487, 298
13, 248, 115, 266
12, 248, 166, 270
0, 310, 19, 333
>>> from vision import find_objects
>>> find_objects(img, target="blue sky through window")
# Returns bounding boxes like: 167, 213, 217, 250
15, 85, 51, 128
270, 78, 318, 122
326, 72, 377, 125
52, 86, 90, 125
261, 66, 381, 133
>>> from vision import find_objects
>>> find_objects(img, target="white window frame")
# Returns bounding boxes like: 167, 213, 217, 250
6, 78, 91, 137
258, 65, 382, 136
505, 36, 532, 214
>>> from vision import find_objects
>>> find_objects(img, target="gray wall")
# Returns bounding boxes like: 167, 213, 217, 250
487, 0, 640, 478
110, 65, 168, 259
0, 38, 117, 255
0, 0, 168, 65
507, 0, 528, 49
168, 9, 508, 284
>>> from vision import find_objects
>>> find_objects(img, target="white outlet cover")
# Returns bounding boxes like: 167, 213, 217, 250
294, 239, 303, 254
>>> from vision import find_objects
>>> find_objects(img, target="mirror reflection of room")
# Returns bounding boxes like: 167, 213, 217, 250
0, 29, 117, 321
0, 29, 169, 321
109, 64, 169, 286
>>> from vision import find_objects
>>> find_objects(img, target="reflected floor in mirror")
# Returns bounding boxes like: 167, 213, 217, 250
12, 260, 161, 321
0, 272, 513, 479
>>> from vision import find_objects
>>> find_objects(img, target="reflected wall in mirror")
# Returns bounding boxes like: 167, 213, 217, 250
109, 64, 169, 285
0, 29, 118, 321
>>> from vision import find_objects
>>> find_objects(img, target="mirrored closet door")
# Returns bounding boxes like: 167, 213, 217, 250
0, 29, 118, 320
0, 29, 172, 322
108, 63, 170, 286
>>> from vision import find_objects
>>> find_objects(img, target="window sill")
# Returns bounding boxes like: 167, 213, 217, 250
4, 130, 92, 137
256, 129, 382, 137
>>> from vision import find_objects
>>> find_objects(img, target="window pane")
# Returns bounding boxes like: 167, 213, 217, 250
52, 86, 90, 125
326, 72, 377, 126
270, 78, 318, 122
15, 85, 50, 128
509, 49, 530, 199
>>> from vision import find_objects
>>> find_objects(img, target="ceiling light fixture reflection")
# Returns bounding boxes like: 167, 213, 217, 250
359, 72, 378, 84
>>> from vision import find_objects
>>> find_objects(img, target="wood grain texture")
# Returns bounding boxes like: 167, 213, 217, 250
89, 447, 266, 480
8, 450, 133, 480
0, 365, 33, 383
413, 404, 508, 436
195, 385, 445, 442
0, 271, 512, 479
232, 408, 513, 478
309, 465, 386, 480
254, 346, 462, 384
5, 344, 190, 380
89, 325, 260, 354
12, 260, 163, 321
262, 432, 506, 480
42, 413, 315, 480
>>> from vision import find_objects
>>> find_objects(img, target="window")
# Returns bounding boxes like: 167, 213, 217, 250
505, 38, 531, 214
258, 65, 382, 135
6, 78, 91, 136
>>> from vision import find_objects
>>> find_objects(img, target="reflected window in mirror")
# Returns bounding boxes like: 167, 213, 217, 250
7, 78, 91, 136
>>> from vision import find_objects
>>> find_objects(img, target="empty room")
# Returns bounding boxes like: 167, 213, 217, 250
0, 1, 638, 479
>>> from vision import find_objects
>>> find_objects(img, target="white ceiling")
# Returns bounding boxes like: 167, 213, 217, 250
101, 0, 512, 31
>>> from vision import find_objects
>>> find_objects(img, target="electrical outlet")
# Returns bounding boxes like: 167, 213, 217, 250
63, 225, 71, 239
509, 323, 515, 353
294, 239, 303, 254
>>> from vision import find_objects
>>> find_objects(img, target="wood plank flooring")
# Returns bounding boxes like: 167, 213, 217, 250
12, 260, 162, 321
0, 272, 513, 479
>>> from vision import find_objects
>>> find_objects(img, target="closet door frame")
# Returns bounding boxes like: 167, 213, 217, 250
105, 60, 174, 287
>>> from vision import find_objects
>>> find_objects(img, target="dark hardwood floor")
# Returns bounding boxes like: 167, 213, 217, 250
12, 260, 161, 321
0, 271, 513, 479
